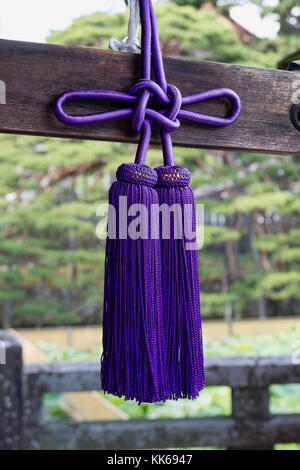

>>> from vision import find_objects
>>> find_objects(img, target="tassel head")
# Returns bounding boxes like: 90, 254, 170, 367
155, 165, 191, 187
116, 162, 157, 187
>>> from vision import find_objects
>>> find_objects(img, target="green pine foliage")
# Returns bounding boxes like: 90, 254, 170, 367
47, 3, 272, 66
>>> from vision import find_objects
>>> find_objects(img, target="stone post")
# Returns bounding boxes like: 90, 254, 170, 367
0, 330, 23, 450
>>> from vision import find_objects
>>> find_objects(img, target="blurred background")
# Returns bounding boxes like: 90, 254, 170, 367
0, 0, 299, 450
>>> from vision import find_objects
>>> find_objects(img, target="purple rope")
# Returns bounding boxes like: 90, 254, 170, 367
53, 0, 241, 165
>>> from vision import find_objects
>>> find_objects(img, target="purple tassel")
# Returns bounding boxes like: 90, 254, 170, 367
101, 163, 168, 403
52, 0, 241, 405
155, 165, 205, 399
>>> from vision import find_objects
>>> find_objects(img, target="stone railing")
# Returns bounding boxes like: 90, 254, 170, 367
0, 330, 299, 450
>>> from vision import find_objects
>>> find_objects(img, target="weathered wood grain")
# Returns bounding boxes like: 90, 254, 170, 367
0, 39, 299, 154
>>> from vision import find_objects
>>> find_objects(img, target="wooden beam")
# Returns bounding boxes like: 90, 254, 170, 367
0, 39, 299, 154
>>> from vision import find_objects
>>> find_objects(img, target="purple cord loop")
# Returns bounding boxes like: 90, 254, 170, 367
53, 0, 241, 166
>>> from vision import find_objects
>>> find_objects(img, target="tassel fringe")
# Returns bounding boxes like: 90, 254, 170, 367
101, 163, 205, 403
101, 163, 168, 403
155, 166, 205, 399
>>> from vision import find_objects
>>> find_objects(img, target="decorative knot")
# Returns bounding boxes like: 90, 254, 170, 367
128, 79, 182, 134
54, 86, 241, 133
54, 0, 241, 161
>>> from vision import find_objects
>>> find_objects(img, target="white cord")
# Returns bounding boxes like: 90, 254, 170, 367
109, 0, 140, 53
